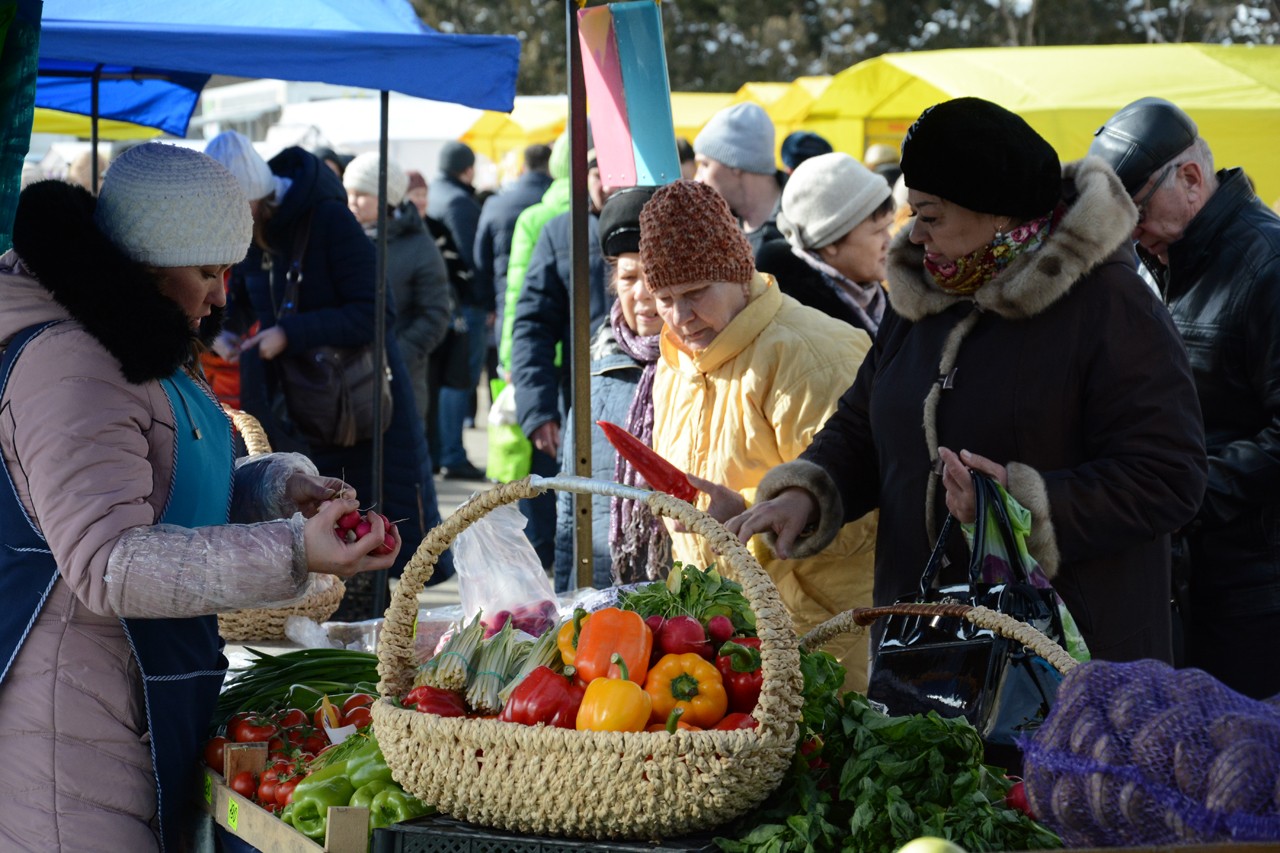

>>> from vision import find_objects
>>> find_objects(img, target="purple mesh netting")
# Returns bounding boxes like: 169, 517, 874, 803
1021, 659, 1280, 846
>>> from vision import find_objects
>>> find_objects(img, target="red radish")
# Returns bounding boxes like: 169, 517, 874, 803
644, 615, 665, 635
706, 615, 734, 645
1006, 780, 1034, 818
337, 510, 362, 531
372, 532, 396, 556
656, 615, 713, 659
354, 519, 373, 538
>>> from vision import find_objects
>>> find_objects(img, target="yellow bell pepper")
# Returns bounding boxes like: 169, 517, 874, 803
576, 654, 653, 732
557, 608, 589, 667
643, 652, 728, 729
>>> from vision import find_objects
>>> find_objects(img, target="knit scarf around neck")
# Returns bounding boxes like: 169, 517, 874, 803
924, 207, 1059, 295
607, 299, 670, 584
790, 245, 886, 334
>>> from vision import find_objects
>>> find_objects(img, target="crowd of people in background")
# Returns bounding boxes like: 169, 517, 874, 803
13, 92, 1280, 708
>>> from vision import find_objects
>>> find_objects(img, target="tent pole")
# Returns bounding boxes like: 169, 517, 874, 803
90, 65, 101, 195
370, 89, 390, 618
568, 0, 593, 590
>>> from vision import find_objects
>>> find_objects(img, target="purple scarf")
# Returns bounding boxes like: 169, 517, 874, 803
607, 299, 670, 583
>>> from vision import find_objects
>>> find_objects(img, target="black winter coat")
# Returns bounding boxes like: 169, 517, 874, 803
474, 171, 554, 339
232, 147, 452, 580
764, 158, 1207, 662
755, 238, 882, 337
1142, 168, 1280, 618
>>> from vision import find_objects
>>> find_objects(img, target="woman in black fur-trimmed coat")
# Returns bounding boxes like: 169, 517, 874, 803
729, 100, 1207, 664
229, 147, 454, 591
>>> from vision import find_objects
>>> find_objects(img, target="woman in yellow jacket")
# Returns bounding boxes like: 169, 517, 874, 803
639, 180, 877, 689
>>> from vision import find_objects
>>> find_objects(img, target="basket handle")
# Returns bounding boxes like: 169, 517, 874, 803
376, 475, 803, 745
222, 405, 274, 456
799, 602, 1079, 676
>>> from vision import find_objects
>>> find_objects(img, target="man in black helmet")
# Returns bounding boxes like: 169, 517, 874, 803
1090, 97, 1280, 700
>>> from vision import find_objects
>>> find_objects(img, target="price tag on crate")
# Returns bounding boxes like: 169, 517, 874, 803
227, 798, 240, 832
204, 772, 213, 805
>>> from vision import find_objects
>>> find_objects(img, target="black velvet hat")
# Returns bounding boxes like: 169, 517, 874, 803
1087, 97, 1198, 195
598, 185, 659, 257
899, 97, 1062, 219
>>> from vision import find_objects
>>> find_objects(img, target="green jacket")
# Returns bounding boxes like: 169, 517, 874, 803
499, 176, 571, 372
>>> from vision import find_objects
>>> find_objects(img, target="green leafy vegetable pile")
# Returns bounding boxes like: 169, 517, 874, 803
618, 562, 756, 633
716, 651, 1062, 853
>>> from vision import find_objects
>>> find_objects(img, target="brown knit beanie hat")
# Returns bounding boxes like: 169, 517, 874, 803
639, 180, 755, 292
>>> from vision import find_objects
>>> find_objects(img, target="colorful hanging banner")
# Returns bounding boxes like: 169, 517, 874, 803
578, 1, 681, 188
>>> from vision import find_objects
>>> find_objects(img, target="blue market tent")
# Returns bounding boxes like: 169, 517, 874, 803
35, 0, 521, 137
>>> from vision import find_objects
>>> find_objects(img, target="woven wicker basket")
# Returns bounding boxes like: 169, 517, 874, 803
216, 406, 345, 642
372, 475, 804, 841
799, 601, 1080, 678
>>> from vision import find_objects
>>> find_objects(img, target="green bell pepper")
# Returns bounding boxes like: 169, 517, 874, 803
346, 738, 395, 789
368, 786, 430, 829
289, 774, 356, 840
349, 779, 394, 810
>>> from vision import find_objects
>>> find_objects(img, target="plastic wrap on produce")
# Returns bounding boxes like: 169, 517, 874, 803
570, 582, 648, 613
230, 451, 322, 523
104, 514, 308, 618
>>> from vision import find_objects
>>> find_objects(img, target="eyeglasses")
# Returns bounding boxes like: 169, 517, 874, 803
1133, 162, 1177, 225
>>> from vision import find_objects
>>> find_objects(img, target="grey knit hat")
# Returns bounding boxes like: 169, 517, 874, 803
344, 152, 409, 206
778, 153, 892, 251
204, 130, 275, 201
438, 141, 476, 177
694, 102, 777, 175
95, 143, 252, 267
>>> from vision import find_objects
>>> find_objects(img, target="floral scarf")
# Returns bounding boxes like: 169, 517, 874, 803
606, 299, 670, 584
925, 207, 1060, 295
790, 245, 886, 335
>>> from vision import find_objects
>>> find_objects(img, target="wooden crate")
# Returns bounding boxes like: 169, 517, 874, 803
201, 743, 370, 853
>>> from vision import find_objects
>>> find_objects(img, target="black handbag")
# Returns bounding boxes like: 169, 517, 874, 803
866, 472, 1065, 768
274, 210, 393, 449
431, 313, 473, 392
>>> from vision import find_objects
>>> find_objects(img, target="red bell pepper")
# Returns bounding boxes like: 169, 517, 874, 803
597, 421, 698, 503
403, 685, 467, 717
498, 665, 585, 729
712, 712, 759, 730
715, 638, 763, 714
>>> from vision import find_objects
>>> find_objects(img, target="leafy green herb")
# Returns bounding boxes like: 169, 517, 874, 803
716, 650, 1061, 853
618, 562, 756, 633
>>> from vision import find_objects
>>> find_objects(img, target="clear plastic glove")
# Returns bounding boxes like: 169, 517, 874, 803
725, 486, 818, 560
212, 331, 242, 362
232, 452, 353, 524
303, 497, 400, 579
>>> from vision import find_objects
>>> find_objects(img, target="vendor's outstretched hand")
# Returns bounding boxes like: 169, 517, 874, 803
724, 487, 817, 560
285, 473, 353, 518
302, 497, 399, 578
939, 446, 1008, 524
686, 473, 746, 524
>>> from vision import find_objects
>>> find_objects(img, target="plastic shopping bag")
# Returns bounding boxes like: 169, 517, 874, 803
453, 502, 558, 637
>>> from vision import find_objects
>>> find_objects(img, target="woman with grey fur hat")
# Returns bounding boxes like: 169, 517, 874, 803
730, 97, 1208, 666
0, 143, 398, 850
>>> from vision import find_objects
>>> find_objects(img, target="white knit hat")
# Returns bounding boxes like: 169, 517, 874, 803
777, 152, 892, 251
694, 102, 777, 175
204, 130, 275, 201
343, 152, 408, 207
94, 143, 252, 267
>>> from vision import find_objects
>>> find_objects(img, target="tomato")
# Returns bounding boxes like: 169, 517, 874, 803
203, 736, 229, 775
341, 706, 373, 729
342, 693, 375, 715
301, 732, 328, 755
230, 714, 278, 744
276, 776, 301, 808
229, 770, 257, 799
273, 707, 308, 729
257, 775, 277, 806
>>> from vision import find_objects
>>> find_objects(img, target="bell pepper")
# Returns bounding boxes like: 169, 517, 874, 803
644, 652, 728, 729
349, 779, 395, 810
715, 638, 763, 714
597, 420, 699, 502
574, 607, 652, 685
403, 685, 467, 717
712, 712, 759, 730
369, 785, 430, 828
556, 608, 589, 666
288, 769, 356, 840
576, 654, 653, 732
346, 737, 395, 789
645, 706, 703, 732
498, 665, 585, 728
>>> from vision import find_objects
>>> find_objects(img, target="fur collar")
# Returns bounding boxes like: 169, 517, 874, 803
10, 181, 194, 384
887, 157, 1138, 321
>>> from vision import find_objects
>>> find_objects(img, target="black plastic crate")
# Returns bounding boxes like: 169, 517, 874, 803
372, 814, 720, 853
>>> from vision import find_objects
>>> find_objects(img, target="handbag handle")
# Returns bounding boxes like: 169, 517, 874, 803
277, 208, 315, 320
914, 469, 1034, 598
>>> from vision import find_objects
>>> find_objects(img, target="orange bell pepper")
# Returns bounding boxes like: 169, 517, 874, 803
644, 653, 728, 729
556, 608, 589, 666
576, 655, 652, 732
645, 707, 703, 733
573, 607, 652, 685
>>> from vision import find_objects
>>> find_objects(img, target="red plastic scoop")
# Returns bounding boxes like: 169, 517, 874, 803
596, 420, 699, 503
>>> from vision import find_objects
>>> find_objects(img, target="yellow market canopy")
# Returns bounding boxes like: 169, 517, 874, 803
806, 44, 1280, 207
